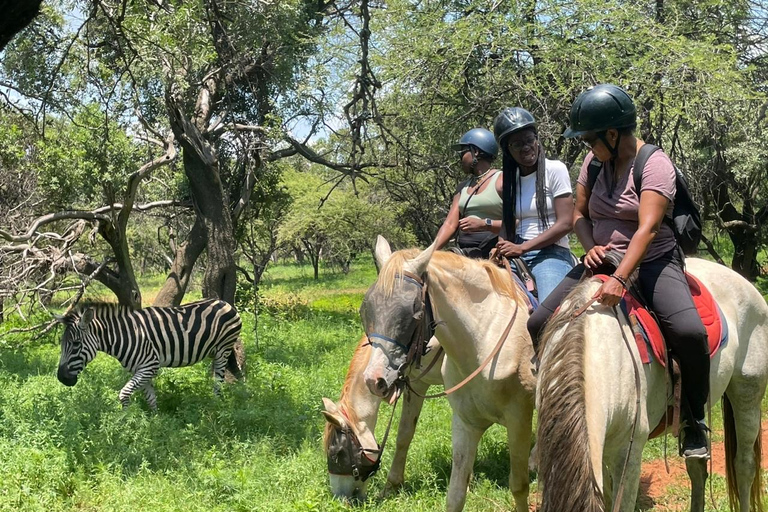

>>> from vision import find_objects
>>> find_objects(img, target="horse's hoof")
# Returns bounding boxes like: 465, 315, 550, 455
380, 481, 402, 498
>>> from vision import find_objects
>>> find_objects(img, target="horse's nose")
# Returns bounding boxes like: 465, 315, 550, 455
364, 371, 389, 397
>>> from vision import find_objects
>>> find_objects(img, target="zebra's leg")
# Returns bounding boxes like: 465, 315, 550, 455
212, 348, 232, 396
141, 382, 158, 411
119, 366, 158, 408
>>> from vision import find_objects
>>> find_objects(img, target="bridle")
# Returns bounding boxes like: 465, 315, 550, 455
326, 404, 399, 482
362, 270, 436, 379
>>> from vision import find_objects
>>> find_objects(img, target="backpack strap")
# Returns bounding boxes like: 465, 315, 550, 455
631, 144, 661, 193
586, 157, 603, 191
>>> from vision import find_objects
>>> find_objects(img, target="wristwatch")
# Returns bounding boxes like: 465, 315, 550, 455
484, 218, 492, 227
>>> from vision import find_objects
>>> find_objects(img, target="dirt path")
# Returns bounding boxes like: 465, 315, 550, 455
638, 422, 768, 509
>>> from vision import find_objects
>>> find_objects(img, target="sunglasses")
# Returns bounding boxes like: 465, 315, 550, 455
580, 132, 605, 150
507, 136, 537, 152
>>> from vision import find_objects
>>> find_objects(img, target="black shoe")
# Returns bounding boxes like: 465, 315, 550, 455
681, 421, 710, 459
530, 354, 540, 376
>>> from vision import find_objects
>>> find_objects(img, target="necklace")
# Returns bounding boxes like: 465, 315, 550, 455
469, 168, 493, 185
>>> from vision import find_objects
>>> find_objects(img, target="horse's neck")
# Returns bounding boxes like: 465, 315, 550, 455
341, 355, 381, 447
428, 266, 525, 365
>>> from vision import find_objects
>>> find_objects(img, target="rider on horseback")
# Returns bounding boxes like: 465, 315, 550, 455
435, 128, 502, 259
527, 84, 711, 459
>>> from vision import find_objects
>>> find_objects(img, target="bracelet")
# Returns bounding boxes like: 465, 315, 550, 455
609, 273, 628, 289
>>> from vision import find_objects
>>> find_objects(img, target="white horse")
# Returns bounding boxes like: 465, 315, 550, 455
361, 237, 536, 512
321, 333, 444, 501
536, 258, 768, 512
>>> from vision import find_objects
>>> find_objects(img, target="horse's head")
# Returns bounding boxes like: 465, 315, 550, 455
321, 397, 379, 502
55, 307, 98, 386
361, 236, 435, 400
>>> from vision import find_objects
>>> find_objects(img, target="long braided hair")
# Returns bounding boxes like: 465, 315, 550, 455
501, 130, 549, 241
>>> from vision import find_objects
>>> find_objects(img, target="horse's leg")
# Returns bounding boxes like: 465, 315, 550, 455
446, 415, 484, 512
608, 437, 644, 512
686, 457, 708, 512
506, 403, 533, 512
383, 386, 427, 496
725, 384, 765, 512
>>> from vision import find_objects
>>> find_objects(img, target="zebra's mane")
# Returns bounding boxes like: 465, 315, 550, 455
63, 302, 134, 322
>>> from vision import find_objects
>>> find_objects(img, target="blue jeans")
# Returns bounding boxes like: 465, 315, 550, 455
516, 236, 575, 302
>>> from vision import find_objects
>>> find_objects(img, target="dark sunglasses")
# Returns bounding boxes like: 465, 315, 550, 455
580, 132, 605, 150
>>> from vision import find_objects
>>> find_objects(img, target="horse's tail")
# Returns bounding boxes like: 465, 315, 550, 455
723, 394, 764, 512
537, 281, 604, 512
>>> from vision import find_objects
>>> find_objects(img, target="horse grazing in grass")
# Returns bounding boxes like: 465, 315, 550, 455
360, 237, 536, 512
321, 334, 444, 501
536, 258, 768, 512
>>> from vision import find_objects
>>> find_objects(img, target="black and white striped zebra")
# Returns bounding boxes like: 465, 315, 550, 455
55, 299, 242, 409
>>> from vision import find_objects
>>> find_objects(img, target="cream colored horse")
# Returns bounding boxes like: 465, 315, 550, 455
362, 237, 536, 512
321, 333, 444, 501
536, 258, 768, 512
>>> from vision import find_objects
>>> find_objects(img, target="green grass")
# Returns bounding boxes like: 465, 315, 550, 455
0, 255, 766, 511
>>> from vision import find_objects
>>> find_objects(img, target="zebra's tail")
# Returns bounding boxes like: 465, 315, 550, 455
226, 345, 244, 381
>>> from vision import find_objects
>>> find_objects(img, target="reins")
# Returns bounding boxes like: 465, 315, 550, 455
569, 293, 642, 512
406, 257, 520, 400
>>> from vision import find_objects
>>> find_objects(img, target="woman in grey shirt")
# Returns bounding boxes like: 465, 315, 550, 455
527, 84, 710, 459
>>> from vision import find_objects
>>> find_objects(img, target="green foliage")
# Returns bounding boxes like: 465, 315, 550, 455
35, 104, 141, 209
279, 168, 416, 275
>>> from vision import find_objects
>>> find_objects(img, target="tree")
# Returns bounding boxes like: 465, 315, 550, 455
279, 167, 415, 279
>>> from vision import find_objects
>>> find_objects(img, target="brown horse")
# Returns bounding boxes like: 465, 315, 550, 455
321, 333, 444, 501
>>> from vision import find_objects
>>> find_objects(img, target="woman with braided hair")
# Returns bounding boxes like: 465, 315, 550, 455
493, 107, 575, 300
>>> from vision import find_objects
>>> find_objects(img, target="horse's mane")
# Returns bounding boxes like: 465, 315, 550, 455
376, 249, 525, 305
537, 277, 605, 512
322, 335, 368, 452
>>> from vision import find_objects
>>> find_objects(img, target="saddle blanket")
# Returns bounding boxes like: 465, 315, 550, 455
596, 273, 728, 366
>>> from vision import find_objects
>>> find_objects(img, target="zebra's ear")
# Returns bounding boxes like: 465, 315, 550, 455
321, 397, 346, 428
78, 308, 95, 328
53, 314, 65, 323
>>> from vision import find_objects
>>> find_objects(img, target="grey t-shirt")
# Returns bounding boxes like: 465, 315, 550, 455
576, 150, 677, 261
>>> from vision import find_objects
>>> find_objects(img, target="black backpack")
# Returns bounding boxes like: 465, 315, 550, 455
586, 144, 702, 255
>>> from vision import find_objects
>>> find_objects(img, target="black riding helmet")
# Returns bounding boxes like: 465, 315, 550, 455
493, 107, 536, 147
451, 128, 498, 159
563, 84, 637, 159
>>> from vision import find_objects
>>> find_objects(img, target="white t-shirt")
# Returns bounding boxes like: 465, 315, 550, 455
515, 158, 572, 249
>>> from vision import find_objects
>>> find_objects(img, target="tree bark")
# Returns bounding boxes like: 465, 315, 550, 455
0, 0, 42, 52
153, 218, 207, 307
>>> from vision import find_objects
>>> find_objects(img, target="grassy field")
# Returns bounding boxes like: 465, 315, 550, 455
0, 256, 765, 511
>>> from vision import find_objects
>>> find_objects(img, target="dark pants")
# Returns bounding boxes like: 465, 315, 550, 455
527, 249, 710, 421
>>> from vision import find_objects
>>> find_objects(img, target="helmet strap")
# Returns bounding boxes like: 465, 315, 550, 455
599, 131, 621, 161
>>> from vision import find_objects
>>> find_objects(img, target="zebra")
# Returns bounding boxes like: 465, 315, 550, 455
55, 299, 242, 409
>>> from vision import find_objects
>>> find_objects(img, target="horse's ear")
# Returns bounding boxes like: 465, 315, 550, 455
78, 308, 95, 328
321, 397, 346, 428
374, 235, 392, 270
405, 240, 437, 275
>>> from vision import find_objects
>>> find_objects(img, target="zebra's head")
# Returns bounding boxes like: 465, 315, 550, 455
56, 308, 97, 386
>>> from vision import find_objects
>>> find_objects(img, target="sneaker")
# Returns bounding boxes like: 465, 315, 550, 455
681, 421, 710, 459
530, 354, 540, 376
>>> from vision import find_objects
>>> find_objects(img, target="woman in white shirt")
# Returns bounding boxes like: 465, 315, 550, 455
493, 107, 575, 300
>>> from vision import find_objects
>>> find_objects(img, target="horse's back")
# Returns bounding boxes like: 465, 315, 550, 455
685, 258, 768, 383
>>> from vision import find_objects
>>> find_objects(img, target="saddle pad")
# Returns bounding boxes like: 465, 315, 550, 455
597, 274, 727, 366
510, 271, 539, 314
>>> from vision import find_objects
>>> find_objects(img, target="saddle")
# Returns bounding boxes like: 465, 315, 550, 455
594, 273, 728, 367
594, 271, 728, 440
